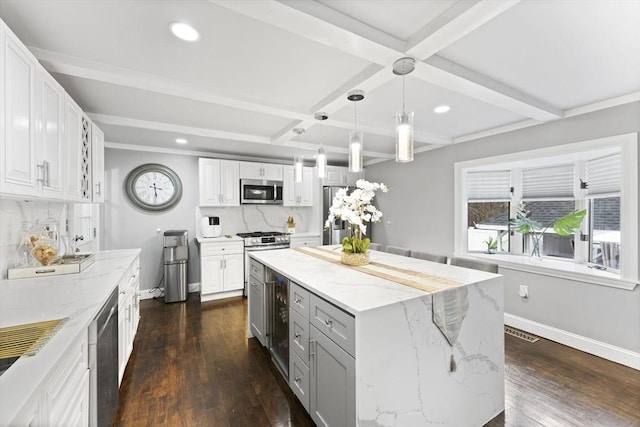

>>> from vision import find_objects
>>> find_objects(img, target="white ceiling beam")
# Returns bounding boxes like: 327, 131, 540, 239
210, 0, 402, 65
406, 0, 520, 59
89, 113, 272, 144
31, 47, 309, 121
420, 56, 563, 121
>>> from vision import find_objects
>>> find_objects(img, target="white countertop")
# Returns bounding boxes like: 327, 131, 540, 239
195, 235, 244, 243
250, 246, 499, 315
0, 249, 141, 423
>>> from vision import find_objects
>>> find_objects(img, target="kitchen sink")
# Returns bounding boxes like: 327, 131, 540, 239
8, 254, 95, 279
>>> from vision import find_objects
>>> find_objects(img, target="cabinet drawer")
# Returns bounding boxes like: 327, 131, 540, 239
249, 259, 265, 281
290, 236, 321, 248
310, 294, 355, 358
289, 282, 310, 319
290, 308, 309, 361
289, 350, 310, 412
201, 242, 243, 257
44, 331, 88, 416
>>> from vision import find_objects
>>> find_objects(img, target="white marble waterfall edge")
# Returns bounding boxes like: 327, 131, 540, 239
356, 279, 504, 426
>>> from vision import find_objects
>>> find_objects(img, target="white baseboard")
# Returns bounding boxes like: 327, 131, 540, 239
139, 282, 200, 300
505, 313, 640, 370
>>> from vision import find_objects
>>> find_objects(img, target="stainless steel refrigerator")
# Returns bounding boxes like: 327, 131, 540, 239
323, 186, 373, 245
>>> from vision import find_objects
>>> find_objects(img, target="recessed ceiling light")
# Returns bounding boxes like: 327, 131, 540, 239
169, 22, 200, 42
175, 138, 188, 144
434, 105, 451, 114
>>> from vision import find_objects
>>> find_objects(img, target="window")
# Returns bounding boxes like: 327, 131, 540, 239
590, 196, 620, 269
465, 170, 511, 253
454, 133, 638, 286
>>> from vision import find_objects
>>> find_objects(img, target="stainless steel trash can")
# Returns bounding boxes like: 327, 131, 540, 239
163, 230, 188, 303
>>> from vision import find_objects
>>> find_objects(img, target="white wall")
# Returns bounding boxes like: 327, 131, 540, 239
104, 148, 314, 293
366, 101, 640, 357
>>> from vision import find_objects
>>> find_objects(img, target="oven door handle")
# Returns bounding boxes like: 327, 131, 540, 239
245, 244, 290, 252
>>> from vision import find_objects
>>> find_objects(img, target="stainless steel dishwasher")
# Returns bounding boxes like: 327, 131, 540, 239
89, 287, 119, 427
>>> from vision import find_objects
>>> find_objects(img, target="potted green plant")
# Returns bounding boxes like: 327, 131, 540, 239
484, 236, 498, 254
509, 203, 586, 258
324, 179, 389, 266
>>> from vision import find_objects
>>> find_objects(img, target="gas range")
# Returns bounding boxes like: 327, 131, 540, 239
237, 231, 290, 248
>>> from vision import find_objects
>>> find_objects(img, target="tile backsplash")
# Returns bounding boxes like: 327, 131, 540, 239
0, 198, 69, 278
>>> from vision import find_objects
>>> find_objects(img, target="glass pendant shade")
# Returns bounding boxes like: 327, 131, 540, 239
294, 155, 304, 183
348, 131, 363, 173
395, 111, 414, 162
316, 147, 327, 179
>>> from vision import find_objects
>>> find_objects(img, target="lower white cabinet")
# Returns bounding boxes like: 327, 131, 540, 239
12, 331, 90, 426
200, 241, 244, 301
118, 256, 140, 384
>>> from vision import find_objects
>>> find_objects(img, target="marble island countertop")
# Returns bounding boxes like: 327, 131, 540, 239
0, 249, 141, 424
250, 245, 499, 314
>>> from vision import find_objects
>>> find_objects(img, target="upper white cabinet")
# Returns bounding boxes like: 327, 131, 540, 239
91, 122, 104, 203
199, 158, 240, 206
63, 97, 85, 201
1, 27, 38, 197
239, 161, 283, 181
283, 165, 314, 206
322, 166, 365, 187
1, 22, 104, 203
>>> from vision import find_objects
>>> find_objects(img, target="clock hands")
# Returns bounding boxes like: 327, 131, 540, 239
149, 183, 164, 198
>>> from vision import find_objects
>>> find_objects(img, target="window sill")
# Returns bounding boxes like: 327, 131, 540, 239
459, 252, 638, 291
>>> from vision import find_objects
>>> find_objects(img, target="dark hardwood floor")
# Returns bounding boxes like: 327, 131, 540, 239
115, 294, 640, 427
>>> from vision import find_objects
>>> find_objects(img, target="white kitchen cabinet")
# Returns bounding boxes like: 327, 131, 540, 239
64, 97, 84, 201
11, 331, 90, 426
239, 161, 283, 181
118, 255, 140, 385
290, 235, 321, 248
309, 324, 356, 427
199, 240, 244, 301
323, 166, 365, 187
35, 71, 65, 199
91, 122, 105, 203
283, 165, 314, 206
198, 158, 240, 206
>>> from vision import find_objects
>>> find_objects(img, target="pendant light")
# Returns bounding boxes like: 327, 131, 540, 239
314, 112, 328, 179
393, 57, 415, 163
347, 90, 365, 173
292, 128, 305, 183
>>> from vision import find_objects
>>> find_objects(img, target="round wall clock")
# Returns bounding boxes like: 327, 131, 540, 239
125, 163, 183, 211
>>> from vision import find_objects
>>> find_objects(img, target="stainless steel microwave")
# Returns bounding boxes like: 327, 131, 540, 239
241, 179, 283, 204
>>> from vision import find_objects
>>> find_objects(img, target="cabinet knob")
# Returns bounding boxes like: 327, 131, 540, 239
294, 376, 301, 383
294, 332, 301, 339
324, 318, 333, 326
295, 297, 302, 304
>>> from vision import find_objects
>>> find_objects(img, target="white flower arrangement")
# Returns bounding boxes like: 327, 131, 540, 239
324, 179, 389, 253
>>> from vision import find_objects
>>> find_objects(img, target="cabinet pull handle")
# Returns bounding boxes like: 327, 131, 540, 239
309, 339, 316, 358
45, 161, 50, 186
37, 162, 46, 184
295, 297, 302, 304
294, 332, 301, 339
324, 318, 333, 326
95, 181, 101, 196
294, 376, 301, 383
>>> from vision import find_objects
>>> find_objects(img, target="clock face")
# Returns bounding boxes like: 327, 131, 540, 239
125, 164, 182, 211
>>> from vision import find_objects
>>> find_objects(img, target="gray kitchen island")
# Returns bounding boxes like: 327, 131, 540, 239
248, 245, 504, 427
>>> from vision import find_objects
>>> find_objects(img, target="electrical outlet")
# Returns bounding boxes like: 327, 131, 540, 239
519, 285, 529, 298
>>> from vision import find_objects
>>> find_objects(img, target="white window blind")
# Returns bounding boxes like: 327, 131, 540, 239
466, 170, 511, 200
522, 164, 574, 199
585, 153, 621, 196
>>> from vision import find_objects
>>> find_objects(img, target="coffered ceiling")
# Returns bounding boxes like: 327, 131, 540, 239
1, 0, 638, 165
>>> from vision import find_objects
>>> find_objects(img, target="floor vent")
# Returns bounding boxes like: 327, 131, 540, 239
504, 325, 539, 343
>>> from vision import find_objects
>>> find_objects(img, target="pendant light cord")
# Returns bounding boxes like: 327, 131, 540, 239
354, 101, 358, 131
402, 74, 406, 114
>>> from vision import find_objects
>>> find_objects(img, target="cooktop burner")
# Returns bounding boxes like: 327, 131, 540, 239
237, 231, 287, 238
